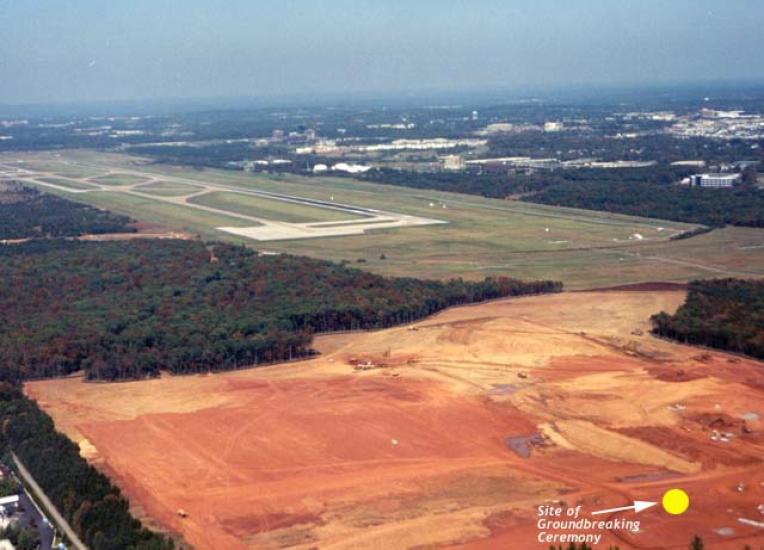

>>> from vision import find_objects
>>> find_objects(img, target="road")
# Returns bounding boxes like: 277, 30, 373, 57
12, 453, 87, 550
18, 490, 54, 549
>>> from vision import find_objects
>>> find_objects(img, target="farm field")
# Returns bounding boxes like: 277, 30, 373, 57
26, 289, 764, 549
3, 150, 764, 289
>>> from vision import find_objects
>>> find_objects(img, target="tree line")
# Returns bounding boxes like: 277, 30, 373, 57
358, 165, 764, 228
548, 535, 708, 550
0, 183, 135, 239
0, 239, 561, 382
359, 168, 551, 198
359, 164, 694, 197
0, 383, 175, 549
525, 181, 764, 227
651, 279, 764, 358
487, 132, 763, 164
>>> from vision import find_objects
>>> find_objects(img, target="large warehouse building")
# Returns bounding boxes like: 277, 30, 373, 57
688, 173, 740, 188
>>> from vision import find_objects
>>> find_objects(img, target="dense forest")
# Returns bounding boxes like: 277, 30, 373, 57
132, 142, 262, 170
359, 166, 764, 227
0, 383, 174, 549
526, 181, 764, 227
359, 165, 693, 199
651, 279, 764, 358
0, 183, 134, 239
0, 239, 561, 381
360, 168, 551, 198
487, 132, 763, 164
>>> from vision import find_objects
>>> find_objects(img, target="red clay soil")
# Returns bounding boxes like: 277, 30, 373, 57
75, 376, 536, 549
24, 291, 764, 549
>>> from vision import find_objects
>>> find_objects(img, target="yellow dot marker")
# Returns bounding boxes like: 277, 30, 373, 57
662, 488, 689, 515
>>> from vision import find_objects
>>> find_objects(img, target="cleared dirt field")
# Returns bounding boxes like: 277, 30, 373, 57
26, 291, 764, 549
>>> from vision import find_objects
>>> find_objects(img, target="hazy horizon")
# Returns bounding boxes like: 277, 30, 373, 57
2, 0, 764, 106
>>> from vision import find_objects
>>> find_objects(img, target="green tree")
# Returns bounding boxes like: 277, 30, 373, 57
17, 528, 39, 550
0, 476, 19, 497
741, 165, 759, 187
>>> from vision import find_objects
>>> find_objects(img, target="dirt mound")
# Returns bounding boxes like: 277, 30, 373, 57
693, 412, 746, 431
346, 352, 417, 370
542, 420, 701, 474
646, 364, 708, 382
617, 426, 758, 468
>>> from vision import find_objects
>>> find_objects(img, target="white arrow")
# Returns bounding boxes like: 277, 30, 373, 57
591, 501, 657, 516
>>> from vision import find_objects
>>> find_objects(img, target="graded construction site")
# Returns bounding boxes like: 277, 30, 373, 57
26, 290, 764, 549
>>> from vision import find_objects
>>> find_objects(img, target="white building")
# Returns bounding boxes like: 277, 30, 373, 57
587, 160, 656, 169
443, 155, 465, 171
671, 160, 706, 168
0, 496, 19, 507
544, 121, 564, 132
476, 122, 514, 135
701, 108, 745, 119
331, 163, 371, 174
688, 173, 740, 188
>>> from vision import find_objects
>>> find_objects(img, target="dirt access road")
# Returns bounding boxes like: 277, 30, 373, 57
25, 290, 764, 549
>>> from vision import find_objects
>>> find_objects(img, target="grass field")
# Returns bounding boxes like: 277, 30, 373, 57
89, 173, 152, 186
20, 161, 106, 179
24, 185, 259, 237
134, 181, 205, 196
188, 191, 365, 223
6, 150, 764, 289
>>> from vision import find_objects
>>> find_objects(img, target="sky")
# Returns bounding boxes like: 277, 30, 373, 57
1, 0, 763, 105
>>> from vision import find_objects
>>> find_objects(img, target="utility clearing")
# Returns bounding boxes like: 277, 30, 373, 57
25, 290, 764, 549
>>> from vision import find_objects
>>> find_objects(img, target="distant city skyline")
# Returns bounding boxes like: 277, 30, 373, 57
1, 0, 763, 105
